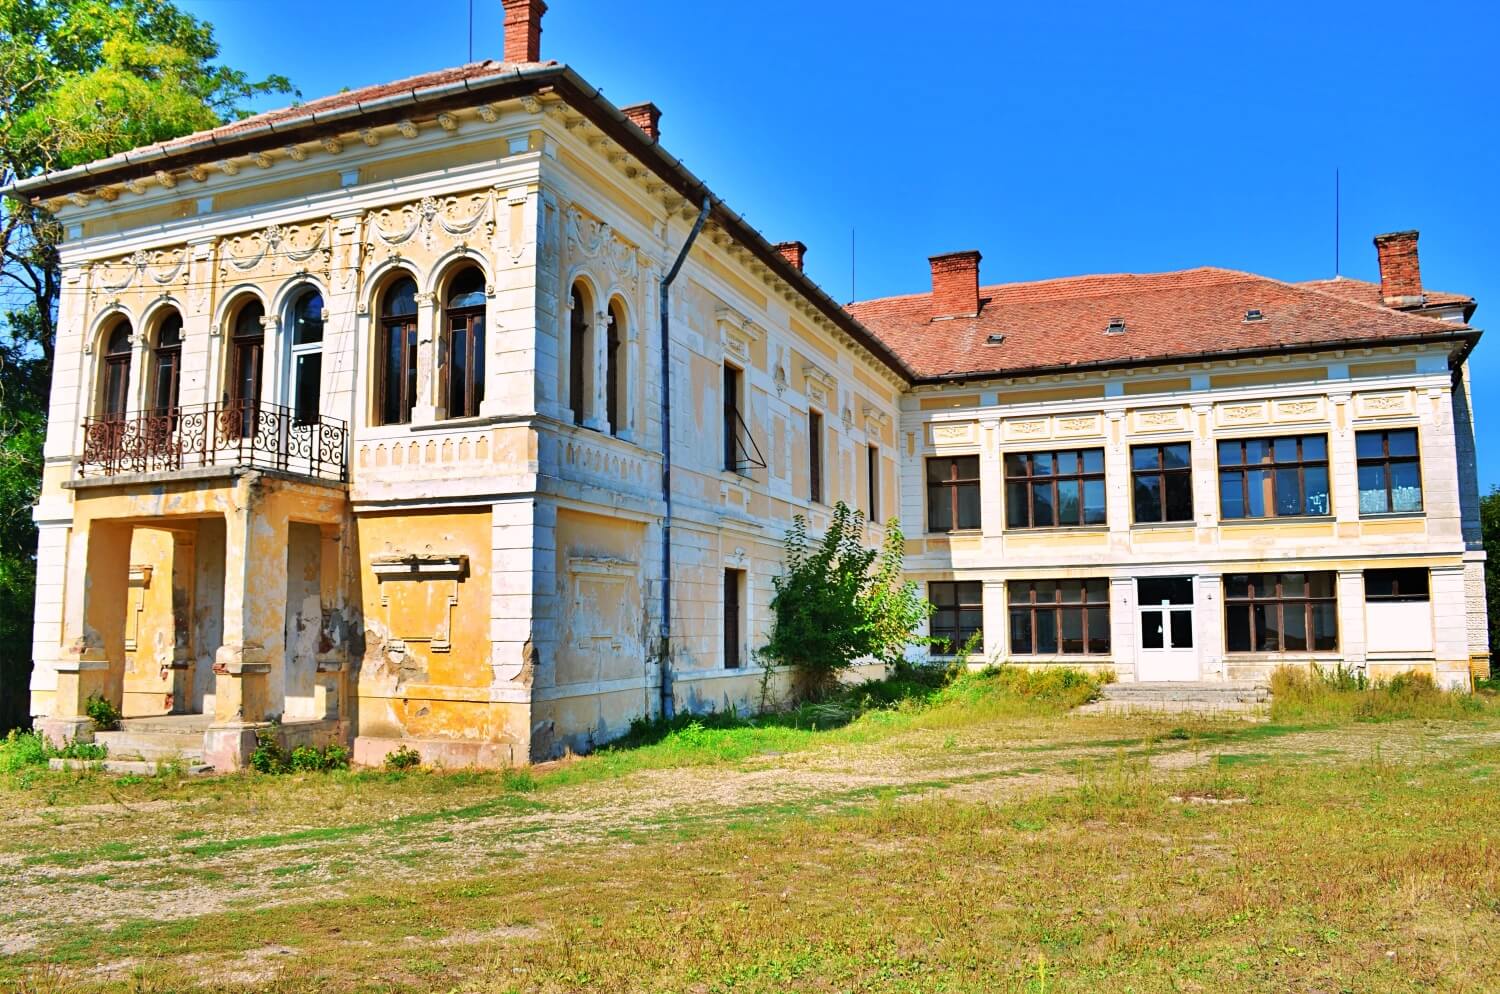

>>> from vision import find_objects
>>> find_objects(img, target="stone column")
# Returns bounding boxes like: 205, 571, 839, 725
981, 578, 1007, 665
488, 496, 548, 762
1195, 572, 1226, 681
585, 305, 610, 433
1431, 564, 1470, 689
314, 523, 347, 720
1336, 568, 1367, 674
36, 517, 132, 745
1109, 576, 1137, 682
412, 290, 440, 423
166, 528, 197, 713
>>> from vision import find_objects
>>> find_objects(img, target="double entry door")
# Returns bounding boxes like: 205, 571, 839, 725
1136, 576, 1197, 681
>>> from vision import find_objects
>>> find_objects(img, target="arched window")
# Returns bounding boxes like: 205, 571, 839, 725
605, 300, 625, 435
99, 321, 133, 420
150, 310, 182, 415
568, 283, 589, 426
377, 276, 419, 425
228, 299, 265, 436
443, 268, 486, 419
287, 288, 324, 426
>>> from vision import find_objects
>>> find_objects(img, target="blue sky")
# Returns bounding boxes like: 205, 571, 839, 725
183, 0, 1500, 486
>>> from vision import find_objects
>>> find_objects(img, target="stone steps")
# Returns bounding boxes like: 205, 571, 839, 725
94, 728, 205, 762
49, 757, 213, 776
1076, 681, 1271, 717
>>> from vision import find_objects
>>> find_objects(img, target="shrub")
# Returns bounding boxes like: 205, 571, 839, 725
253, 728, 351, 774
288, 745, 324, 772
249, 726, 289, 774
85, 694, 122, 731
54, 740, 107, 761
0, 730, 48, 772
384, 744, 422, 771
321, 743, 351, 770
763, 501, 930, 699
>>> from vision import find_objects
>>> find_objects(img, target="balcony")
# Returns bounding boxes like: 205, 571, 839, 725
79, 401, 348, 483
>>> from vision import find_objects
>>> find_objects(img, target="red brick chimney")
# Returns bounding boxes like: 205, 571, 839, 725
774, 240, 807, 271
501, 0, 547, 64
621, 102, 662, 143
929, 250, 982, 319
1374, 230, 1423, 306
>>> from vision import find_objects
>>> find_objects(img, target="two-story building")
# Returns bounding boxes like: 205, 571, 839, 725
8, 0, 1486, 767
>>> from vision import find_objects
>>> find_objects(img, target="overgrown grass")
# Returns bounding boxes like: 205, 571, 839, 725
0, 730, 107, 772
545, 664, 1108, 785
1270, 664, 1490, 722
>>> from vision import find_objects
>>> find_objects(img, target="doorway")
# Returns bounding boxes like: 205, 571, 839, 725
1136, 576, 1197, 681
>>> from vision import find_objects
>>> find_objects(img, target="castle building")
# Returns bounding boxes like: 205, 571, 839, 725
9, 1, 1486, 767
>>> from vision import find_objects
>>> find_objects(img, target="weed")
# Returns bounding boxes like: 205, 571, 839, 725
1271, 664, 1487, 722
84, 695, 122, 732
384, 744, 423, 771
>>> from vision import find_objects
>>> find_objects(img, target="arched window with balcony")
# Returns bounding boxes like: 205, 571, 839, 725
286, 288, 324, 426
227, 298, 265, 435
605, 298, 626, 436
377, 275, 419, 425
443, 268, 486, 419
99, 320, 133, 421
568, 282, 591, 426
150, 310, 183, 416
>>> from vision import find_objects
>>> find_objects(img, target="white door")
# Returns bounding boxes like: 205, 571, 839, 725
1136, 577, 1198, 681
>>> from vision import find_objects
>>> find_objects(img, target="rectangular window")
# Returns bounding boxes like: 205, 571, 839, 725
1224, 572, 1338, 652
808, 410, 823, 502
1364, 567, 1429, 602
929, 581, 983, 654
1131, 442, 1193, 523
1007, 579, 1111, 655
723, 365, 742, 472
1004, 449, 1106, 529
867, 445, 880, 522
1356, 429, 1423, 515
926, 455, 981, 532
1217, 435, 1330, 519
723, 568, 743, 669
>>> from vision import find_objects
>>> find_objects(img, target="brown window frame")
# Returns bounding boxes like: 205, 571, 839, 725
100, 323, 133, 421
228, 301, 265, 437
929, 580, 983, 655
150, 313, 182, 416
724, 363, 743, 472
376, 280, 419, 427
926, 455, 981, 532
1355, 428, 1423, 515
1004, 448, 1107, 529
568, 285, 588, 426
723, 567, 744, 669
1364, 567, 1429, 603
867, 444, 880, 522
1130, 442, 1193, 523
605, 304, 624, 435
1007, 579, 1111, 655
1217, 434, 1330, 520
1224, 572, 1338, 653
808, 409, 824, 503
443, 310, 485, 421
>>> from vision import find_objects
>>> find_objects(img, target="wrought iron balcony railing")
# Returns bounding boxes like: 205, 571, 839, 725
79, 401, 348, 482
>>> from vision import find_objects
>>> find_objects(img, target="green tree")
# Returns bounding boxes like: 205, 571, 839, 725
0, 0, 293, 731
1481, 486, 1500, 661
763, 501, 930, 699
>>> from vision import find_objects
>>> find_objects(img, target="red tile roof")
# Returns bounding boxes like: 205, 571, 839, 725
845, 267, 1474, 381
1296, 276, 1475, 316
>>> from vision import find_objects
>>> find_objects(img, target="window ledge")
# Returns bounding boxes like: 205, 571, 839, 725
1222, 652, 1342, 660
1358, 511, 1427, 521
1129, 521, 1197, 531
1219, 516, 1333, 527
926, 529, 982, 538
1004, 526, 1109, 535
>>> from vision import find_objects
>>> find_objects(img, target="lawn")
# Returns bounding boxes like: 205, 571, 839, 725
2, 667, 1498, 993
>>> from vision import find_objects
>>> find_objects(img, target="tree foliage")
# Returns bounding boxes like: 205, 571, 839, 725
763, 501, 930, 698
0, 0, 293, 731
1481, 486, 1500, 659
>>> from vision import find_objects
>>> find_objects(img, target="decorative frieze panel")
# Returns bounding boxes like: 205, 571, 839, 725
1272, 396, 1326, 423
928, 421, 978, 448
1353, 390, 1416, 420
564, 205, 641, 295
1053, 413, 1104, 439
1128, 406, 1188, 434
220, 220, 331, 283
367, 192, 495, 257
370, 554, 469, 654
717, 306, 763, 364
357, 432, 495, 471
996, 412, 1106, 443
803, 363, 836, 409
1214, 400, 1270, 428
86, 247, 190, 305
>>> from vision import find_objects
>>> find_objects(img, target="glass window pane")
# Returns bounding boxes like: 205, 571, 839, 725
1086, 606, 1110, 653
929, 487, 953, 532
1004, 482, 1026, 529
1355, 432, 1385, 459
1303, 467, 1330, 515
1306, 572, 1336, 599
1254, 603, 1279, 652
1311, 602, 1339, 651
1132, 446, 1160, 470
1134, 474, 1162, 522
1217, 439, 1242, 465
1082, 449, 1104, 474
1085, 579, 1109, 601
929, 458, 953, 484
1055, 450, 1079, 475
383, 278, 417, 317
1220, 473, 1245, 519
1056, 479, 1080, 526
932, 608, 956, 633
1003, 453, 1027, 478
1273, 437, 1299, 462
1244, 439, 1270, 464
929, 583, 954, 608
958, 609, 983, 633
1359, 465, 1390, 514
1031, 482, 1054, 527
1226, 605, 1251, 651
1083, 480, 1107, 525
1009, 610, 1032, 654
1387, 430, 1418, 457
1034, 580, 1057, 602
1275, 468, 1303, 516
449, 326, 468, 415
1224, 574, 1249, 599
1060, 608, 1084, 653
1280, 573, 1307, 598
1033, 611, 1057, 654
1281, 604, 1308, 651
955, 456, 979, 480
1301, 435, 1327, 461
1033, 451, 1054, 476
1163, 443, 1191, 469
1169, 610, 1193, 648
1141, 610, 1164, 649
1245, 468, 1271, 517
1249, 574, 1275, 598
956, 482, 982, 529
1165, 473, 1193, 521
294, 353, 321, 426
1390, 462, 1423, 512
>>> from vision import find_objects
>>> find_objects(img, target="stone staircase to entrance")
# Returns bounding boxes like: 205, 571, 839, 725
94, 714, 209, 763
1075, 681, 1271, 717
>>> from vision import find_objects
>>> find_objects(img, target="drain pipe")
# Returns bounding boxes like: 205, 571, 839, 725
657, 196, 712, 721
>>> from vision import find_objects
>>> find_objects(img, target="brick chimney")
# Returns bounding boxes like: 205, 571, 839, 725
1374, 230, 1423, 306
501, 0, 547, 64
621, 102, 662, 143
774, 240, 807, 271
929, 250, 982, 319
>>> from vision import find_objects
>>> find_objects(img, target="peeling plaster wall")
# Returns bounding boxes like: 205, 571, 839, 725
283, 522, 322, 720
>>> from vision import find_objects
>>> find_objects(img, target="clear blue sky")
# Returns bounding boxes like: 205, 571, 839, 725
183, 0, 1500, 486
